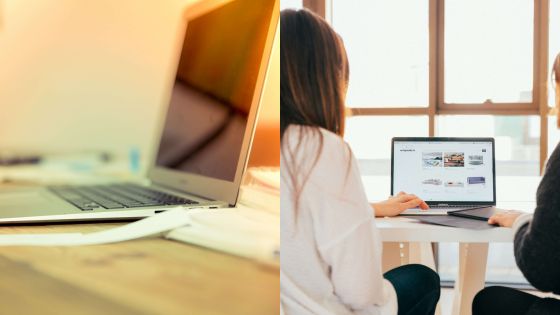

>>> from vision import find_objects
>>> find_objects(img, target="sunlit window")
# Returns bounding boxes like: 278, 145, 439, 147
344, 116, 428, 175
445, 0, 533, 104
331, 0, 429, 108
280, 0, 302, 11
437, 115, 539, 175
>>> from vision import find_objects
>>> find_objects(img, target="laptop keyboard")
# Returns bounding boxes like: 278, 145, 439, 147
49, 184, 199, 211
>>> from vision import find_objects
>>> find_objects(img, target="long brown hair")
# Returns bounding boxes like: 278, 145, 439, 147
280, 9, 349, 138
280, 9, 350, 211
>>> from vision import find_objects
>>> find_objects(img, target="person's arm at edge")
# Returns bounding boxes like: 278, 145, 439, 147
513, 144, 560, 293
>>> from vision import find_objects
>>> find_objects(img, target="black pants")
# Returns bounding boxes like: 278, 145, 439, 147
473, 286, 560, 315
384, 264, 441, 315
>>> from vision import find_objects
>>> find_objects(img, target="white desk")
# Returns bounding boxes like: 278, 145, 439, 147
363, 175, 540, 315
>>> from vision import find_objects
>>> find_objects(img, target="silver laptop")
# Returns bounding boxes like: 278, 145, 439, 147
391, 137, 496, 215
0, 0, 278, 224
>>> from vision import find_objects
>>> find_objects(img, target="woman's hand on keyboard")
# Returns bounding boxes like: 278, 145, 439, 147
371, 191, 429, 217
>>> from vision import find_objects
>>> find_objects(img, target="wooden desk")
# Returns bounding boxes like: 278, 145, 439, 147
0, 222, 279, 315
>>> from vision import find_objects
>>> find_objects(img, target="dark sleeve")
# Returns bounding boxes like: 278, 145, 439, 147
514, 142, 560, 293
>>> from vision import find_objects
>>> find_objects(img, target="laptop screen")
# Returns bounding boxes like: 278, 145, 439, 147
392, 138, 495, 204
154, 0, 275, 182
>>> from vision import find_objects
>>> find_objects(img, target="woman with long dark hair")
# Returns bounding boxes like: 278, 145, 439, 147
280, 9, 440, 315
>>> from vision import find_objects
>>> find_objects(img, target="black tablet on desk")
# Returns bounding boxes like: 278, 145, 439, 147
447, 206, 500, 221
413, 206, 500, 229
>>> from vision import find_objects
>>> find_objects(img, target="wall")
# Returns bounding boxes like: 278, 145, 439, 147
0, 0, 279, 168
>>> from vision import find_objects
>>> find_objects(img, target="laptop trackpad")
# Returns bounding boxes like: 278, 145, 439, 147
0, 190, 75, 217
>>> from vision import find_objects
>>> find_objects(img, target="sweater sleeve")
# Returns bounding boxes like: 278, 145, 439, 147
320, 219, 397, 314
514, 142, 560, 293
312, 140, 397, 314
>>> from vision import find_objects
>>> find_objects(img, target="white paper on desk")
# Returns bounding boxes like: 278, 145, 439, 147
0, 207, 192, 246
165, 205, 280, 265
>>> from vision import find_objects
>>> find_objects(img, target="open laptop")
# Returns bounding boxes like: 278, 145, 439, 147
391, 137, 496, 215
0, 0, 278, 224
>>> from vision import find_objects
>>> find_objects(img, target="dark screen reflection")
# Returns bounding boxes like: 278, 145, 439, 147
155, 0, 274, 182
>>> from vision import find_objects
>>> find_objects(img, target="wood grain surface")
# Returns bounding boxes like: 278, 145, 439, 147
0, 223, 279, 315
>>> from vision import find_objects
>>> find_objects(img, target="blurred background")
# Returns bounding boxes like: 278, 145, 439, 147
0, 0, 279, 171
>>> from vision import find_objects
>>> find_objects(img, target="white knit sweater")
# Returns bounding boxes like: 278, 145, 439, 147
280, 126, 397, 315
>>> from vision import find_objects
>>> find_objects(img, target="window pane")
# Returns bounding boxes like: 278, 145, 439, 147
331, 0, 429, 107
437, 116, 539, 176
550, 0, 560, 107
445, 0, 533, 103
280, 0, 302, 10
344, 116, 428, 175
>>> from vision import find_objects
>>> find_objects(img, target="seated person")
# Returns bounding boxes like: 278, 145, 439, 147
472, 52, 560, 315
280, 9, 440, 315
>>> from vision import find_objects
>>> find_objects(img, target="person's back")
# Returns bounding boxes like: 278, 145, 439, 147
281, 126, 396, 315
